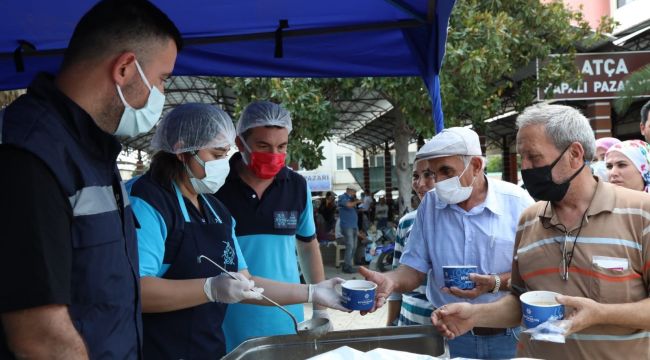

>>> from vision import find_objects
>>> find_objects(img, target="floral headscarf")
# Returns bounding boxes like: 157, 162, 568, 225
595, 137, 621, 152
606, 140, 650, 192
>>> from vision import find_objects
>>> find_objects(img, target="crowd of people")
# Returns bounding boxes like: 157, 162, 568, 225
2, 1, 650, 359
361, 104, 650, 359
313, 186, 402, 273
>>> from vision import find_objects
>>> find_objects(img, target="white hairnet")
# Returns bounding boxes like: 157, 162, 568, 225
236, 100, 292, 135
151, 103, 236, 154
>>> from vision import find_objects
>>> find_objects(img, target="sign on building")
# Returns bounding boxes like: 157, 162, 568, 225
298, 171, 332, 192
537, 51, 650, 101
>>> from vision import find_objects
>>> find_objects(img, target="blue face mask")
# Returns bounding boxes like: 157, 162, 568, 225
114, 59, 165, 137
590, 160, 608, 181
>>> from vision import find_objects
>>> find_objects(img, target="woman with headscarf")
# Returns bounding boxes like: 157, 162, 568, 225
605, 139, 650, 193
126, 103, 347, 359
591, 137, 621, 181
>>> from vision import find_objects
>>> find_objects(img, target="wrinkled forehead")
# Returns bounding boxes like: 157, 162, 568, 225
516, 125, 554, 153
426, 155, 465, 171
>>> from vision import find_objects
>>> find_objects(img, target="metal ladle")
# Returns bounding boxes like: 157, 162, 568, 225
197, 255, 331, 337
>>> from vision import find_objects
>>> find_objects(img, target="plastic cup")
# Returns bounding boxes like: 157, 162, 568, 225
520, 290, 565, 328
341, 280, 376, 311
442, 265, 478, 290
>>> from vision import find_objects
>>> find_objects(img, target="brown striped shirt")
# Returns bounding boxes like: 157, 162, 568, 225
511, 180, 650, 359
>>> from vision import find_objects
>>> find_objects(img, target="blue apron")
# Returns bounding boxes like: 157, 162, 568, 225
142, 184, 237, 359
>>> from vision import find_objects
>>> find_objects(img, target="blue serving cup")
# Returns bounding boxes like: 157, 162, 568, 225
341, 280, 376, 311
520, 291, 565, 329
442, 265, 478, 290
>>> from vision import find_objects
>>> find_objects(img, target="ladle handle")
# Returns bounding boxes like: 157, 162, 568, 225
197, 255, 300, 331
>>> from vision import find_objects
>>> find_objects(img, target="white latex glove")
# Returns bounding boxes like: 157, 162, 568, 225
312, 309, 334, 331
312, 277, 350, 312
204, 272, 264, 303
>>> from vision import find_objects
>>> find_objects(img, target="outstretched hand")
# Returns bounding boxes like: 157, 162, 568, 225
431, 303, 476, 340
358, 266, 394, 314
312, 277, 351, 312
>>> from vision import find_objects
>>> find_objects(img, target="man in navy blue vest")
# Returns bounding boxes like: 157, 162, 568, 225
0, 1, 181, 358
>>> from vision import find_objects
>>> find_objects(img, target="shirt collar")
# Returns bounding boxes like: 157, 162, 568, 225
28, 72, 122, 161
434, 176, 502, 215
536, 177, 611, 221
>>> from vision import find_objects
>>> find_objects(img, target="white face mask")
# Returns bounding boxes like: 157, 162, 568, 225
114, 59, 165, 137
186, 153, 230, 194
590, 160, 608, 182
435, 161, 477, 204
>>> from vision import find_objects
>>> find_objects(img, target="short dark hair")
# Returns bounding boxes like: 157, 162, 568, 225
641, 100, 650, 125
61, 0, 182, 69
150, 151, 185, 187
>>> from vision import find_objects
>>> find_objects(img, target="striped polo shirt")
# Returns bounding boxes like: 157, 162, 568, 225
511, 180, 650, 359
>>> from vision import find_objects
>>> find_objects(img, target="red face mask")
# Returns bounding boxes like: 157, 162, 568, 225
248, 151, 286, 179
240, 135, 287, 179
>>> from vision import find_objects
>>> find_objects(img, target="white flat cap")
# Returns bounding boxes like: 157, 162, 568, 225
415, 127, 482, 161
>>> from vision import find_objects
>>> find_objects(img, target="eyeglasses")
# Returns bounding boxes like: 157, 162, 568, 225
559, 234, 574, 281
541, 201, 586, 281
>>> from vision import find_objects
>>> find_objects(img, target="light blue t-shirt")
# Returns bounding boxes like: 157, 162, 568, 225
217, 167, 316, 352
338, 193, 358, 229
400, 177, 534, 308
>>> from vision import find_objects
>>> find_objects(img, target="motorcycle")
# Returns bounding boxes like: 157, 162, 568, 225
363, 225, 396, 273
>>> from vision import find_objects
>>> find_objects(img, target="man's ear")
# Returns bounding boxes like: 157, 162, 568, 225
471, 156, 483, 175
111, 52, 137, 87
569, 142, 586, 167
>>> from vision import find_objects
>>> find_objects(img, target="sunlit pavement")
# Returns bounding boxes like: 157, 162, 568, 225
303, 262, 388, 331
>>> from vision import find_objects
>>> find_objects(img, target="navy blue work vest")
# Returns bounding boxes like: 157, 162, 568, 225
0, 74, 142, 358
137, 179, 237, 359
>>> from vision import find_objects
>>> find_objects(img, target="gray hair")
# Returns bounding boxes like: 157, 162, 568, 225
516, 104, 595, 161
462, 155, 486, 170
641, 99, 650, 124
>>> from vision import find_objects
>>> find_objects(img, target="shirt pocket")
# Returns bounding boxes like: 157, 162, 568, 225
489, 234, 516, 273
72, 213, 122, 248
588, 261, 643, 304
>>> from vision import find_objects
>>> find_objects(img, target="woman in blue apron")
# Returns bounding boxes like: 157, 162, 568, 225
127, 103, 347, 359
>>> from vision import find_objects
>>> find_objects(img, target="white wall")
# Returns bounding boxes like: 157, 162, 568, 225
312, 141, 419, 194
611, 0, 650, 33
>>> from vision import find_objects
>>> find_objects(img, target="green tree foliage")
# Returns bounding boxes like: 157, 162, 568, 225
211, 77, 339, 169
441, 0, 614, 131
210, 1, 614, 171
486, 155, 503, 173
614, 64, 650, 115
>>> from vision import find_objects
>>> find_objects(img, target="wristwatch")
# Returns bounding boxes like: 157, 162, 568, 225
491, 275, 501, 294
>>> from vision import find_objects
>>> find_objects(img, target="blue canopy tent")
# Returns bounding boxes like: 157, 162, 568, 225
0, 0, 455, 132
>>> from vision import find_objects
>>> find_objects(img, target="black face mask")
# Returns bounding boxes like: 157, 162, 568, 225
521, 146, 586, 202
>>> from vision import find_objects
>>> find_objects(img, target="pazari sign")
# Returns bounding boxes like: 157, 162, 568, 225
537, 51, 650, 101
298, 171, 332, 192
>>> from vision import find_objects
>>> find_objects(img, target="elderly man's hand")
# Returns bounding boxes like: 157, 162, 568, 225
556, 294, 603, 335
442, 274, 496, 299
431, 303, 476, 340
358, 266, 394, 314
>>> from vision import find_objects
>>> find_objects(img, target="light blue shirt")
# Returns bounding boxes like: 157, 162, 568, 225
400, 177, 534, 308
337, 193, 358, 229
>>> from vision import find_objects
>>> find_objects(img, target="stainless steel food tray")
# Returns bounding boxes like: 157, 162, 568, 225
222, 325, 445, 359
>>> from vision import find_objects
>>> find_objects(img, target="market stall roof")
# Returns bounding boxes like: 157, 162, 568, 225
337, 108, 415, 150
1, 0, 455, 133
